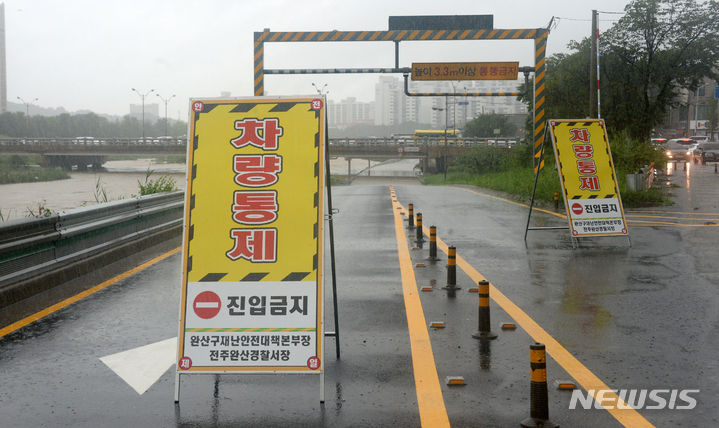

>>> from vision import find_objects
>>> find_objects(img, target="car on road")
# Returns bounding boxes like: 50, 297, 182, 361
689, 135, 710, 143
665, 138, 695, 162
651, 137, 668, 147
691, 142, 719, 164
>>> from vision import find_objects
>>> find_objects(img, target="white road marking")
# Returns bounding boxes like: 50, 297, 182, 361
100, 337, 177, 395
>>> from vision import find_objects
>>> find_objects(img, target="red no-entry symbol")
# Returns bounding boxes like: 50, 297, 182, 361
571, 203, 583, 215
193, 291, 222, 319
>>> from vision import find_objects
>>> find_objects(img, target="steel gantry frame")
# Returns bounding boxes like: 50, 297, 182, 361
253, 24, 550, 168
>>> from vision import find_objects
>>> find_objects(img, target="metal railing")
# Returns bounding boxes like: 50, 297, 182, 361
0, 191, 184, 308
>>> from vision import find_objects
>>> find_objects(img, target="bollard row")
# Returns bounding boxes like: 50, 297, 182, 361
406, 202, 559, 427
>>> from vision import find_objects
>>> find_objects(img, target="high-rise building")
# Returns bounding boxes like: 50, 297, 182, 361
130, 103, 160, 121
0, 3, 7, 113
327, 97, 374, 128
376, 76, 525, 130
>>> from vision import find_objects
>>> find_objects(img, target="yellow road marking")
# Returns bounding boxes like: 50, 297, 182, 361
0, 248, 181, 339
629, 219, 719, 227
396, 201, 654, 428
626, 210, 719, 216
459, 187, 566, 219
456, 186, 718, 228
628, 214, 719, 221
389, 187, 450, 428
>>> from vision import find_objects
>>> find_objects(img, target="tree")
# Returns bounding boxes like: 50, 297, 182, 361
601, 0, 719, 139
463, 113, 518, 138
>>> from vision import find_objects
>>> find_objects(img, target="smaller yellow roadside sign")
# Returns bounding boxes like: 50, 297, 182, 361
411, 62, 519, 81
548, 120, 628, 237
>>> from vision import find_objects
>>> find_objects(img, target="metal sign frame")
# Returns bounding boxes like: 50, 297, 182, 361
254, 24, 550, 168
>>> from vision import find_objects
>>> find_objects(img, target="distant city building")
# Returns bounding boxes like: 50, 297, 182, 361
0, 3, 6, 113
130, 103, 159, 121
327, 97, 374, 128
659, 78, 719, 139
374, 76, 423, 126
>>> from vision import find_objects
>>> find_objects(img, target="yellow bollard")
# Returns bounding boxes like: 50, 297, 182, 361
429, 225, 438, 260
520, 343, 558, 428
407, 203, 415, 230
472, 280, 497, 340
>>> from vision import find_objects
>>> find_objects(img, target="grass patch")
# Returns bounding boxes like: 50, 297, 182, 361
424, 166, 669, 208
138, 169, 177, 195
0, 155, 69, 184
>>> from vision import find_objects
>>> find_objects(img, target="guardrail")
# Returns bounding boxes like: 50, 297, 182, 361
0, 191, 184, 309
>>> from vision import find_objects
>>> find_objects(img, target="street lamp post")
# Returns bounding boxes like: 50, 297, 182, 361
432, 99, 449, 180
17, 96, 38, 136
311, 83, 329, 97
131, 88, 155, 140
156, 93, 176, 137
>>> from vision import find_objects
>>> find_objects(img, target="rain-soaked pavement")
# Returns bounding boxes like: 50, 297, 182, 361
1, 161, 719, 427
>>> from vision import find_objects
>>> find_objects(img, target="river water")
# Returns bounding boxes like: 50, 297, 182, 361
0, 158, 419, 221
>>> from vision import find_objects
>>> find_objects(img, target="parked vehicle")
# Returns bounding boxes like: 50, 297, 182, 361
689, 135, 710, 143
651, 137, 668, 146
691, 142, 719, 164
665, 138, 695, 162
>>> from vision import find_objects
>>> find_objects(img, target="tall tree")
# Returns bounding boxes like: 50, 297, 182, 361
463, 113, 518, 138
601, 0, 719, 139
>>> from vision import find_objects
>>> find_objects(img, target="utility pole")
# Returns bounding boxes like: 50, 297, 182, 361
17, 96, 38, 136
131, 88, 155, 140
156, 93, 176, 136
589, 10, 598, 118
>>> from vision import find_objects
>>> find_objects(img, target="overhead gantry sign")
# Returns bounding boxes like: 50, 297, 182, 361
253, 15, 550, 167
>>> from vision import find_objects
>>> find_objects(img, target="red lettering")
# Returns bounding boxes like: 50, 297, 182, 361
579, 176, 600, 191
572, 144, 594, 159
226, 229, 277, 262
233, 154, 283, 187
230, 118, 283, 150
577, 159, 597, 175
569, 128, 591, 143
232, 191, 278, 224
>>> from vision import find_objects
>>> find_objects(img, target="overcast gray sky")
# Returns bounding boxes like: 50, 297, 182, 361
5, 0, 632, 120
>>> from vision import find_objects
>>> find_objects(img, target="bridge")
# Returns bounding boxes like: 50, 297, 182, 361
0, 136, 522, 173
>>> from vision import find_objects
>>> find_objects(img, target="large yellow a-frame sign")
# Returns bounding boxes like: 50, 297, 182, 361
175, 96, 325, 401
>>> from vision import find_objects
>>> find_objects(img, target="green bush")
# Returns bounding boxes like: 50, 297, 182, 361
138, 170, 177, 195
428, 133, 670, 208
608, 131, 666, 173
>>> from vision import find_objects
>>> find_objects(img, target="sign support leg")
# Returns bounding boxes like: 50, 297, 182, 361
320, 372, 325, 403
324, 118, 341, 360
174, 372, 181, 403
524, 137, 546, 242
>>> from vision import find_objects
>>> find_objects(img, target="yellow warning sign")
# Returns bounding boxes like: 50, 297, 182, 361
177, 97, 325, 373
548, 120, 628, 237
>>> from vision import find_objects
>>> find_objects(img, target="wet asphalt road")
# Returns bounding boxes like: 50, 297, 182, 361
1, 162, 719, 427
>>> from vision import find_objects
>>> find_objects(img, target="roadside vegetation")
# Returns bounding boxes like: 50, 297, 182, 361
425, 0, 719, 208
424, 135, 669, 208
138, 169, 178, 195
0, 155, 69, 185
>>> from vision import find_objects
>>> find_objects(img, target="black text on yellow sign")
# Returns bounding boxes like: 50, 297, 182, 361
548, 119, 628, 237
411, 62, 519, 81
176, 97, 325, 374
